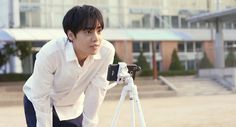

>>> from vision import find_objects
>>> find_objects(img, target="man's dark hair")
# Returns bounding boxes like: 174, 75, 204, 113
62, 5, 104, 36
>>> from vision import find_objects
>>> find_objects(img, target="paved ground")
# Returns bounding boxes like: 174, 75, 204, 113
1, 94, 236, 127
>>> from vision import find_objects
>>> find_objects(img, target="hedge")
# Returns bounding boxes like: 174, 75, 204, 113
0, 73, 31, 82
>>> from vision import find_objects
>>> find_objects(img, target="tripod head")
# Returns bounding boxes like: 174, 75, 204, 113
105, 62, 141, 90
107, 62, 141, 82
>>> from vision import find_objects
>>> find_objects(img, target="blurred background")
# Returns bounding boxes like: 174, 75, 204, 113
0, 1, 236, 127
0, 0, 236, 80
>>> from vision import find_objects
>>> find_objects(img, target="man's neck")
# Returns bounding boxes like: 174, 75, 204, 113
78, 57, 87, 66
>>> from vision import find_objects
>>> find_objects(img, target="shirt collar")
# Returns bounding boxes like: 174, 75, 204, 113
65, 41, 102, 62
65, 41, 77, 62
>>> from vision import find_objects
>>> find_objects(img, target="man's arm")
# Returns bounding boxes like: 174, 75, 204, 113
83, 45, 115, 127
29, 51, 57, 127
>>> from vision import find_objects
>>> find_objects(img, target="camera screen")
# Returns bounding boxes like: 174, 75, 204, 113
107, 64, 140, 81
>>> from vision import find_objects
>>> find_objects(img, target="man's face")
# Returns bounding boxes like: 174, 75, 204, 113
71, 21, 103, 59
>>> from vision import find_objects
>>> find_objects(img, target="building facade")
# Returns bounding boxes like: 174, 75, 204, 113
1, 0, 236, 73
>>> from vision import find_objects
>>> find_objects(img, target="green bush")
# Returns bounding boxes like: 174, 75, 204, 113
198, 51, 213, 69
225, 49, 236, 67
169, 49, 184, 71
0, 43, 15, 69
135, 51, 152, 76
0, 73, 31, 82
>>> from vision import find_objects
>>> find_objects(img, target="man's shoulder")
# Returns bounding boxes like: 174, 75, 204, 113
100, 40, 115, 53
39, 37, 67, 55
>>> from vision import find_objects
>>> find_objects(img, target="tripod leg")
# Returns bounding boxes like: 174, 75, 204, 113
133, 86, 147, 127
129, 90, 136, 127
111, 87, 128, 127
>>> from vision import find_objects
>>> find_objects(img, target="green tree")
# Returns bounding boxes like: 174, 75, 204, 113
0, 43, 15, 70
169, 49, 184, 71
16, 42, 32, 60
198, 51, 213, 69
136, 51, 152, 76
113, 53, 122, 64
16, 42, 32, 74
0, 50, 7, 68
225, 49, 236, 67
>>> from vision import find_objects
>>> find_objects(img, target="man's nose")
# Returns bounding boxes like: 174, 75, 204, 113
92, 32, 100, 42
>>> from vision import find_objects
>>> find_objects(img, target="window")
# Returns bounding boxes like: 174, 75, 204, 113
187, 42, 193, 52
133, 43, 141, 52
132, 20, 141, 28
225, 41, 234, 48
187, 60, 195, 70
161, 16, 170, 28
233, 23, 236, 29
156, 61, 161, 71
178, 42, 185, 52
199, 22, 207, 28
224, 22, 232, 29
171, 16, 179, 28
154, 17, 160, 28
180, 61, 186, 70
195, 42, 202, 52
156, 43, 160, 52
20, 12, 27, 27
181, 17, 188, 28
142, 42, 150, 52
142, 14, 151, 28
190, 22, 197, 28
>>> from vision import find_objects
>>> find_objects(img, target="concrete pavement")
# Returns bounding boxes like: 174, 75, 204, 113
1, 94, 236, 127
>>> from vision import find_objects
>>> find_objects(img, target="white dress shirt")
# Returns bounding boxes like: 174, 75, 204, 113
23, 37, 115, 127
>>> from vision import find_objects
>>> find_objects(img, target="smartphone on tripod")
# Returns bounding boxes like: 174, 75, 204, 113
107, 64, 141, 81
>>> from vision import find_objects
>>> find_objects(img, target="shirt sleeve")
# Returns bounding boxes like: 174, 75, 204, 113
83, 47, 115, 127
30, 51, 56, 127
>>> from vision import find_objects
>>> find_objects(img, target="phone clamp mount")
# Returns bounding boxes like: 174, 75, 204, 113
106, 62, 147, 127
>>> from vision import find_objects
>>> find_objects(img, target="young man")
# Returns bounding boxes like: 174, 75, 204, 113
23, 5, 115, 127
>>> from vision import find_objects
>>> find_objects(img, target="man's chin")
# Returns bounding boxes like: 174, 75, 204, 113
90, 51, 98, 55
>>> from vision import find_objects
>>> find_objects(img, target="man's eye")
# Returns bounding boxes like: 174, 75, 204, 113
86, 30, 92, 34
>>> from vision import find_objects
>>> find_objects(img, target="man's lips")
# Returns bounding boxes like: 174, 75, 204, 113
90, 45, 99, 49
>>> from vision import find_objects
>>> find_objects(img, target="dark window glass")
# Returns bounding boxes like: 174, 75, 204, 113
225, 41, 234, 48
225, 22, 232, 29
156, 43, 160, 52
178, 42, 185, 52
233, 23, 236, 29
20, 12, 27, 27
187, 42, 193, 52
142, 14, 150, 28
195, 42, 202, 52
181, 17, 188, 28
156, 61, 160, 70
171, 16, 179, 28
180, 61, 186, 70
142, 42, 150, 52
187, 60, 195, 70
133, 43, 141, 52
154, 17, 160, 28
199, 22, 206, 28
190, 22, 197, 28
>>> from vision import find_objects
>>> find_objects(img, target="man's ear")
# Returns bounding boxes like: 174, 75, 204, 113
67, 30, 75, 42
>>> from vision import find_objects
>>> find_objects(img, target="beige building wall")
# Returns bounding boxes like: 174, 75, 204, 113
19, 0, 236, 28
160, 41, 178, 71
113, 41, 133, 64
